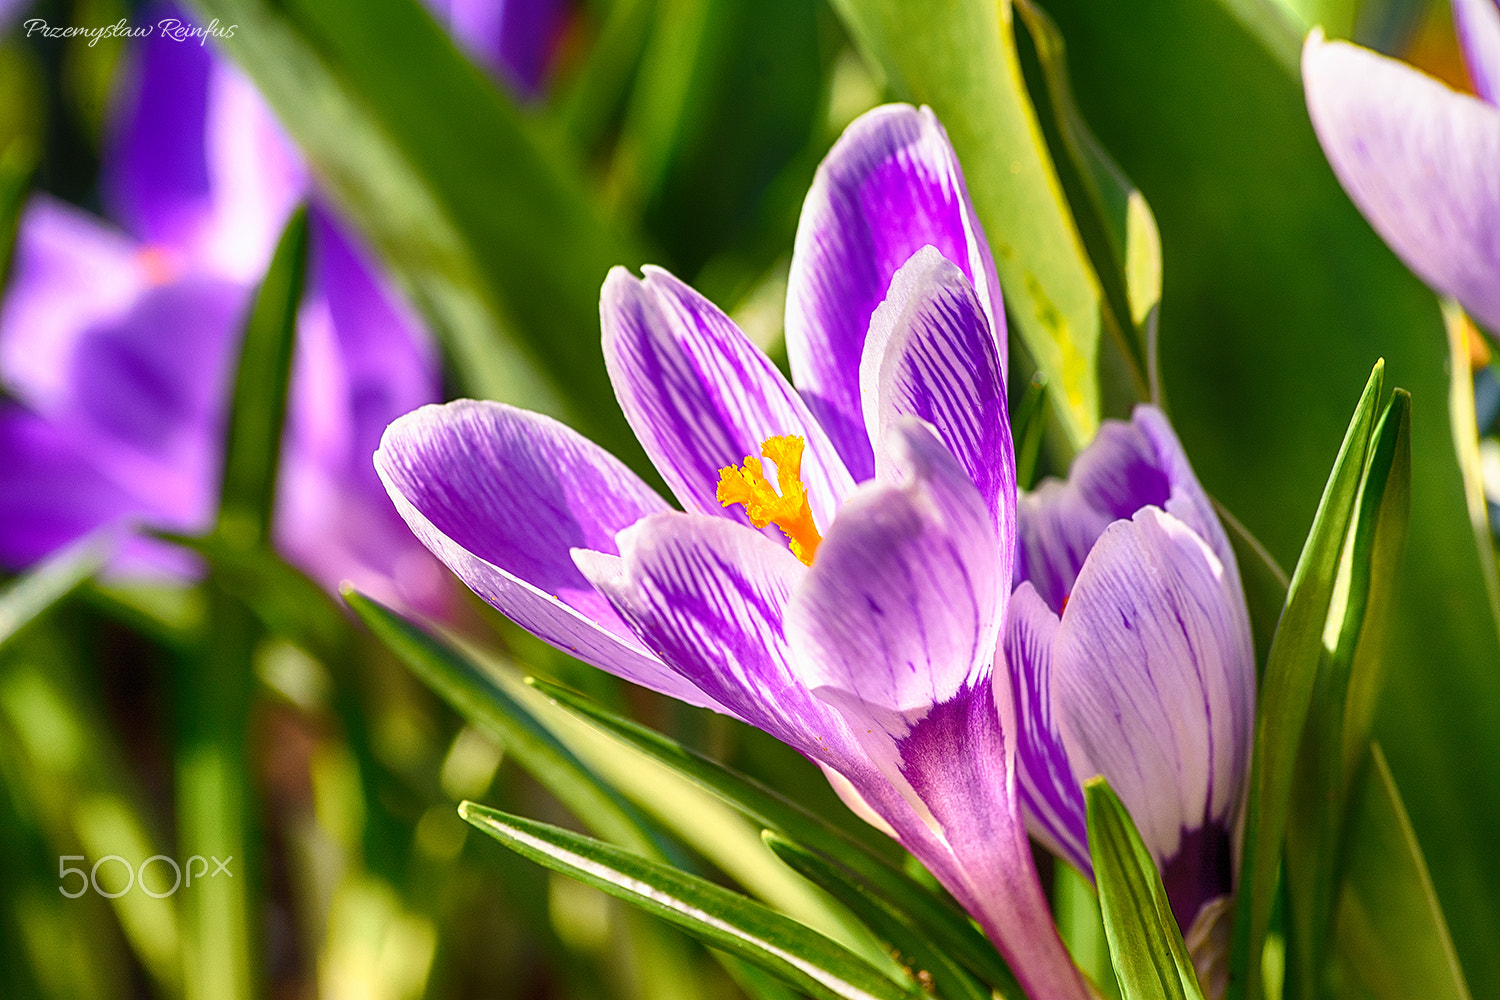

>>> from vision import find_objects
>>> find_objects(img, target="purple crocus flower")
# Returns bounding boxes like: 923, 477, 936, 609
377, 104, 1092, 999
0, 12, 448, 615
1004, 407, 1255, 989
1302, 2, 1500, 337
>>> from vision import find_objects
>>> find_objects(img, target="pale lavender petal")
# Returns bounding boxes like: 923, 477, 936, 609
1002, 583, 1091, 875
1017, 404, 1231, 613
0, 198, 150, 413
786, 104, 1004, 480
1303, 34, 1500, 334
579, 512, 863, 759
1051, 507, 1255, 919
859, 245, 1014, 545
601, 266, 854, 535
375, 400, 723, 710
1455, 0, 1500, 105
786, 419, 1001, 792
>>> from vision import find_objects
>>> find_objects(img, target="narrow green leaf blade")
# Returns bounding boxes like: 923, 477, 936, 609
762, 831, 999, 1000
1443, 302, 1500, 634
343, 589, 664, 859
216, 207, 308, 548
0, 533, 112, 651
526, 677, 1018, 992
827, 0, 1104, 445
1330, 744, 1471, 1000
1230, 361, 1384, 999
461, 803, 922, 1000
1085, 778, 1206, 1000
1286, 389, 1412, 998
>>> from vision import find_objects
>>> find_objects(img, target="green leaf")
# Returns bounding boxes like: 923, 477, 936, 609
762, 832, 999, 1000
186, 0, 646, 463
1285, 389, 1411, 998
1229, 362, 1383, 1000
1213, 498, 1290, 672
1329, 744, 1471, 1000
215, 207, 308, 549
826, 0, 1105, 445
0, 534, 112, 652
1085, 778, 1206, 1000
1012, 373, 1050, 492
343, 589, 668, 859
460, 803, 922, 1000
1036, 1, 1500, 990
526, 677, 1019, 992
1012, 0, 1161, 397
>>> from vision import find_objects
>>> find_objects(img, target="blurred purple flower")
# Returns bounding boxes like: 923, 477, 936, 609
426, 0, 573, 100
0, 12, 449, 615
1302, 5, 1500, 336
1005, 407, 1255, 962
378, 105, 1093, 999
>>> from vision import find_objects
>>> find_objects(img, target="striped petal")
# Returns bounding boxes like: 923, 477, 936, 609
860, 245, 1014, 546
1455, 0, 1500, 105
375, 400, 723, 711
1303, 32, 1500, 335
786, 104, 1004, 481
602, 265, 854, 537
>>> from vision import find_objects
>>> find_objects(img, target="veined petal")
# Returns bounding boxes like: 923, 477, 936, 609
1455, 0, 1500, 105
601, 266, 854, 534
375, 400, 722, 711
860, 246, 1014, 545
786, 419, 1001, 790
786, 104, 1004, 480
1017, 404, 1231, 613
579, 512, 863, 761
1051, 506, 1255, 917
1303, 33, 1500, 335
0, 198, 149, 414
1002, 583, 1091, 874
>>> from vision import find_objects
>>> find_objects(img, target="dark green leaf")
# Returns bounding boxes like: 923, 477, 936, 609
526, 677, 1018, 992
826, 0, 1105, 445
1329, 744, 1470, 1000
460, 803, 922, 1000
763, 831, 998, 1000
1230, 362, 1383, 1000
216, 207, 308, 549
1012, 373, 1050, 492
1085, 778, 1206, 1000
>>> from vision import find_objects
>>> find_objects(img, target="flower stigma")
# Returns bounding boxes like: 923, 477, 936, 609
716, 434, 823, 565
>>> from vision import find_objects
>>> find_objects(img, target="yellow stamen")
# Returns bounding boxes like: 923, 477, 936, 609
716, 434, 823, 565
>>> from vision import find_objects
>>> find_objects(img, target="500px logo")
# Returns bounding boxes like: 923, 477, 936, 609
58, 855, 233, 899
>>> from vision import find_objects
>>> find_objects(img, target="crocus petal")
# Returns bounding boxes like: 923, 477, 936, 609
1455, 0, 1500, 105
104, 7, 216, 250
786, 103, 1004, 480
579, 512, 863, 759
375, 400, 722, 710
1017, 404, 1231, 613
1002, 583, 1091, 874
860, 245, 1014, 543
786, 419, 1001, 792
601, 266, 854, 533
1303, 33, 1500, 335
1051, 506, 1255, 917
0, 198, 149, 413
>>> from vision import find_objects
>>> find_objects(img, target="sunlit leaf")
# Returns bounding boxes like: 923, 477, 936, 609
1085, 778, 1206, 1000
461, 803, 923, 1000
0, 534, 112, 652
